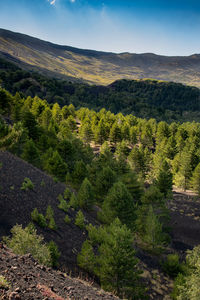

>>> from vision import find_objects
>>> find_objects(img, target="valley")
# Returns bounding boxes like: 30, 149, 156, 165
1, 29, 200, 300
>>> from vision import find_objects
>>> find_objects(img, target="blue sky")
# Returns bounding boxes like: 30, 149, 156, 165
0, 0, 200, 56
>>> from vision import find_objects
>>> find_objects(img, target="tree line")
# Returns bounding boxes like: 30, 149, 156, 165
1, 57, 200, 122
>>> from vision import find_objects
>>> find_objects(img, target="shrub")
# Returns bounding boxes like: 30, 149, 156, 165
64, 215, 71, 224
45, 205, 54, 220
162, 254, 182, 278
48, 217, 57, 230
3, 224, 52, 266
64, 187, 71, 199
21, 177, 34, 191
40, 179, 45, 187
47, 241, 60, 267
31, 208, 47, 228
0, 275, 10, 289
69, 193, 79, 209
75, 210, 85, 229
58, 194, 69, 212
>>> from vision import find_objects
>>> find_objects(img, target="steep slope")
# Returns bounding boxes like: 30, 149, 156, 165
0, 151, 97, 274
1, 28, 200, 87
0, 244, 118, 299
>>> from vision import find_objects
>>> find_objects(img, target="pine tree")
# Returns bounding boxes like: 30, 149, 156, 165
156, 160, 173, 197
44, 149, 68, 181
75, 210, 85, 229
109, 122, 122, 144
77, 240, 96, 273
72, 160, 87, 185
21, 139, 40, 167
95, 166, 116, 199
97, 218, 141, 298
190, 162, 200, 195
77, 178, 94, 210
101, 181, 135, 229
143, 205, 165, 251
80, 122, 93, 143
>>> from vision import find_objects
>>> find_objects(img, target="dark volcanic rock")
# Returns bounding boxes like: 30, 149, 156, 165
0, 244, 119, 299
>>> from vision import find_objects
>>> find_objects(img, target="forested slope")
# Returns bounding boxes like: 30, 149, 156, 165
1, 85, 200, 298
1, 57, 200, 122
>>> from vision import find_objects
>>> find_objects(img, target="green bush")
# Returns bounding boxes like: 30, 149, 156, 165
75, 210, 85, 229
31, 208, 47, 228
58, 194, 69, 212
48, 217, 57, 230
64, 214, 71, 224
69, 193, 79, 209
45, 205, 54, 220
21, 177, 34, 191
162, 254, 182, 278
64, 187, 71, 199
40, 179, 45, 187
47, 240, 60, 267
3, 224, 52, 266
0, 275, 10, 289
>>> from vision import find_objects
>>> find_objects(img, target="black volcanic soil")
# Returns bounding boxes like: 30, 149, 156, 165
169, 189, 200, 255
0, 244, 119, 300
0, 150, 98, 274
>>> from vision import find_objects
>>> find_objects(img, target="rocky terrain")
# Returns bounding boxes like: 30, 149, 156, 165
0, 244, 119, 300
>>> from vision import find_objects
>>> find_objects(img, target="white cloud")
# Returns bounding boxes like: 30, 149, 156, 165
48, 0, 56, 5
70, 0, 76, 3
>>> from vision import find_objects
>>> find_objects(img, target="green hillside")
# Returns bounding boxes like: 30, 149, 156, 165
1, 28, 200, 87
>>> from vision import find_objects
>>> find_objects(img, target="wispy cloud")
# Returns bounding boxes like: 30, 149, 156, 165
48, 0, 56, 5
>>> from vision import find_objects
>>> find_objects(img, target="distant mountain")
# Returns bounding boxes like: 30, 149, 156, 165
1, 28, 200, 87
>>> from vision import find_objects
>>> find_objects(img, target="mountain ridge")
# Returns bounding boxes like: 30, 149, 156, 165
1, 28, 200, 87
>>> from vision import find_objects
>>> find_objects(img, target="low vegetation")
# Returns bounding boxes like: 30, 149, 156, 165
3, 224, 58, 267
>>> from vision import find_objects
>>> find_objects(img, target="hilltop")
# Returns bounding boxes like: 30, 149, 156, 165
1, 28, 200, 87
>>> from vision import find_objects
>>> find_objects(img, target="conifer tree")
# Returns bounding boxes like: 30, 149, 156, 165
109, 122, 122, 144
21, 139, 41, 167
190, 162, 200, 195
95, 166, 116, 199
44, 149, 68, 181
97, 218, 141, 298
77, 178, 94, 210
101, 181, 135, 229
156, 160, 173, 197
77, 240, 96, 273
72, 160, 87, 185
143, 205, 165, 251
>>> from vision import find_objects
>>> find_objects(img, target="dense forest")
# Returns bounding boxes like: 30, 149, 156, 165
1, 57, 200, 122
1, 85, 200, 299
